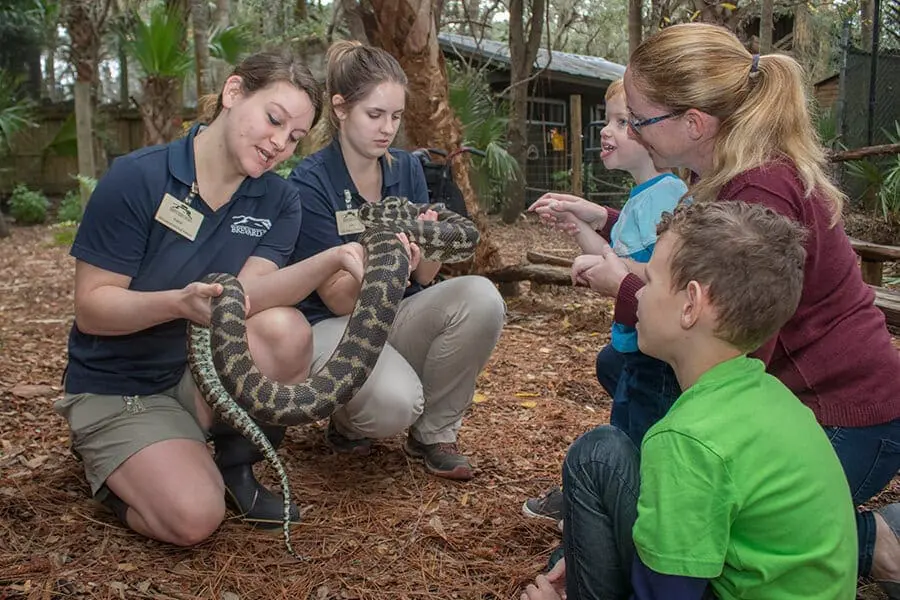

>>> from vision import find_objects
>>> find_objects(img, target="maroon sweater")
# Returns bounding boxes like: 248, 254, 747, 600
604, 162, 900, 427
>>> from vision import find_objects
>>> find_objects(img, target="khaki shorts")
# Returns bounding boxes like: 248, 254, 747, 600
54, 368, 207, 501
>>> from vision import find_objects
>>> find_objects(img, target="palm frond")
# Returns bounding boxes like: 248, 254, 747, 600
123, 3, 193, 78
209, 23, 252, 65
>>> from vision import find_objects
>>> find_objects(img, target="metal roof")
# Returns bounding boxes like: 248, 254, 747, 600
438, 32, 626, 84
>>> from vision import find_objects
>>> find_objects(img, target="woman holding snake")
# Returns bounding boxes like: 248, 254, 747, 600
54, 51, 366, 547
288, 41, 506, 481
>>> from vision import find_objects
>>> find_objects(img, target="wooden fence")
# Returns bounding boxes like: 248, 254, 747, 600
0, 103, 194, 197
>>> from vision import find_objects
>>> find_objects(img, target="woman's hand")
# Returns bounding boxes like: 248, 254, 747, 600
572, 247, 631, 298
177, 281, 224, 326
395, 233, 422, 276
338, 242, 366, 283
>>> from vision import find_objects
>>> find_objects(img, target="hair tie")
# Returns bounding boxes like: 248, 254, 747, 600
750, 54, 760, 74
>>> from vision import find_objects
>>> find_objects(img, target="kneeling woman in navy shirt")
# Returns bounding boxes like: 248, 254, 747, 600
289, 41, 505, 480
55, 51, 365, 547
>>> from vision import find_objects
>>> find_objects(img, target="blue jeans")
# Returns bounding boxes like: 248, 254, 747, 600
595, 345, 681, 446
562, 425, 641, 600
824, 417, 900, 577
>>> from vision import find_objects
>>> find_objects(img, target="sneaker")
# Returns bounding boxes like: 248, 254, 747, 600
404, 435, 474, 480
325, 419, 372, 456
523, 485, 564, 530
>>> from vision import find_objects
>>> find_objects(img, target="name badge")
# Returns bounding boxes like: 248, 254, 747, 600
155, 193, 204, 241
336, 209, 365, 235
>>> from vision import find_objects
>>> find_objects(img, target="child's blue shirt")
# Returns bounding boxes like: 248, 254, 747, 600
610, 173, 687, 353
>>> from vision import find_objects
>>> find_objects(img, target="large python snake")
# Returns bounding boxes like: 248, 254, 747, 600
187, 196, 480, 559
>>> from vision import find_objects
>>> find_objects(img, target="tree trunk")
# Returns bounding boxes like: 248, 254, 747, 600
793, 0, 810, 64
295, 0, 308, 21
139, 77, 181, 146
501, 0, 546, 225
192, 0, 212, 98
861, 0, 874, 51
211, 0, 230, 89
759, 0, 773, 53
0, 210, 9, 238
341, 0, 370, 43
44, 41, 57, 102
361, 0, 500, 272
628, 0, 642, 56
214, 0, 230, 26
74, 80, 96, 206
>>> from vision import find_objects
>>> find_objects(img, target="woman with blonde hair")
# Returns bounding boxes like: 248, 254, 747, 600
287, 41, 505, 481
531, 22, 900, 598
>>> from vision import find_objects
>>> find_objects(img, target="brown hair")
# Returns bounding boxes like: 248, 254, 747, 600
657, 201, 807, 353
605, 79, 624, 102
197, 50, 322, 126
317, 40, 408, 143
629, 23, 845, 225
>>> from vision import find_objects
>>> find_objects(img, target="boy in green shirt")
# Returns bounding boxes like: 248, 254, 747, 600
522, 201, 857, 600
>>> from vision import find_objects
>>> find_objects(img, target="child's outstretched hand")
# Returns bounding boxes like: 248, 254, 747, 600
529, 193, 607, 235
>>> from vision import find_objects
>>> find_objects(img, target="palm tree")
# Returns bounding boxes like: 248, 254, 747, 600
123, 2, 193, 145
447, 62, 520, 213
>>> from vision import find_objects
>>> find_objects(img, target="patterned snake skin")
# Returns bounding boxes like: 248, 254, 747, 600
187, 197, 480, 559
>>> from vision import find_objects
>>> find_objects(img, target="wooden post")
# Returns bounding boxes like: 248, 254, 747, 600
861, 261, 883, 286
570, 94, 582, 195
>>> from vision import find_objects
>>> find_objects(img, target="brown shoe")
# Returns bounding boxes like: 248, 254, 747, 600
404, 435, 474, 480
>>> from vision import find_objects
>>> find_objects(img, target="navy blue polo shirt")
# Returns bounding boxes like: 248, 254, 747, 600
288, 139, 429, 325
65, 125, 302, 396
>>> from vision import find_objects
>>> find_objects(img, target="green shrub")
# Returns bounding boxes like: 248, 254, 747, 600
57, 190, 84, 222
8, 184, 49, 225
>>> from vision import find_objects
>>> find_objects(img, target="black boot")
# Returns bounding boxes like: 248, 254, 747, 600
212, 422, 301, 529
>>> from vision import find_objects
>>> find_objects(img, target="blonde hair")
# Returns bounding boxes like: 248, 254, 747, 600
605, 79, 624, 102
629, 23, 845, 225
306, 40, 408, 154
196, 50, 321, 126
658, 201, 807, 353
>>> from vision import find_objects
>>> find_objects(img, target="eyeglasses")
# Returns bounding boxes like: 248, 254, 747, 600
628, 111, 682, 134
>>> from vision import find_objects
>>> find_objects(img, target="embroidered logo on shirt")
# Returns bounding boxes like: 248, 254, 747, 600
231, 215, 272, 237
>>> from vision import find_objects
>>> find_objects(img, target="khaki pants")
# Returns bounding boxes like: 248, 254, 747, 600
53, 368, 205, 500
311, 276, 505, 444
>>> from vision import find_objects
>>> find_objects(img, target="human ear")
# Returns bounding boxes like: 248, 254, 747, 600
220, 75, 244, 109
680, 280, 704, 329
332, 94, 348, 121
684, 109, 718, 142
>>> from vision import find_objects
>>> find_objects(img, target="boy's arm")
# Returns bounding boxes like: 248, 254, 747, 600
630, 555, 711, 600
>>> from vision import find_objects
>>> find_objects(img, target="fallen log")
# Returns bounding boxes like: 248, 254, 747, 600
482, 263, 572, 285
527, 251, 574, 268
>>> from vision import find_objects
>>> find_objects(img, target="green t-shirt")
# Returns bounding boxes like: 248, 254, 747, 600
632, 356, 857, 600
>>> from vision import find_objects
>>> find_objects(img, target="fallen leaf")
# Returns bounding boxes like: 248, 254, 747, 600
117, 562, 137, 572
519, 401, 538, 409
316, 586, 330, 600
429, 515, 448, 540
21, 455, 48, 469
514, 392, 539, 398
460, 493, 469, 506
222, 593, 240, 600
472, 393, 487, 403
136, 580, 152, 594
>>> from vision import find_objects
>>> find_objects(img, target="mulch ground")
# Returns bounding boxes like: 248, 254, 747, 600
0, 215, 897, 599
